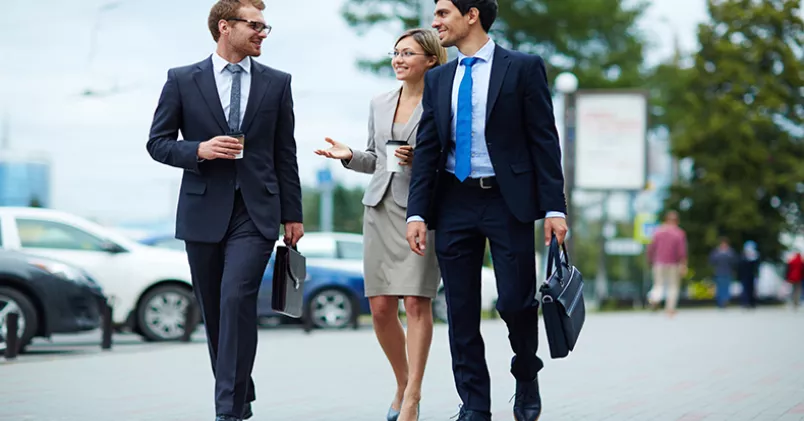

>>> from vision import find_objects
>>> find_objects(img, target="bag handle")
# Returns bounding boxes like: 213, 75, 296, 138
545, 233, 570, 282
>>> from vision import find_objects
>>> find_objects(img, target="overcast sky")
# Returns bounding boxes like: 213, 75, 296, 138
0, 0, 709, 225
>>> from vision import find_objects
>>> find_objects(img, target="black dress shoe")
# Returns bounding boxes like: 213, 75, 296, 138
456, 407, 492, 421
215, 416, 242, 421
242, 402, 253, 420
512, 375, 542, 421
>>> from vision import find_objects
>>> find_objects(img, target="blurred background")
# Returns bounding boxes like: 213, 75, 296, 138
0, 0, 802, 345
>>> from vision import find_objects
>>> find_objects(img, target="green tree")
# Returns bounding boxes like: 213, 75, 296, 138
662, 0, 804, 274
301, 184, 368, 234
341, 0, 649, 88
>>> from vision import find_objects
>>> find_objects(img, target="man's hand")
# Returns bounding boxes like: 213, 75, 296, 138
283, 222, 304, 247
406, 221, 427, 256
197, 136, 243, 160
544, 217, 568, 246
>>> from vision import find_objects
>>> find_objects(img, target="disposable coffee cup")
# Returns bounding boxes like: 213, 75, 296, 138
231, 133, 245, 159
386, 140, 407, 173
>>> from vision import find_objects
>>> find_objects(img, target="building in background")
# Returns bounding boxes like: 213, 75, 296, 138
0, 151, 51, 207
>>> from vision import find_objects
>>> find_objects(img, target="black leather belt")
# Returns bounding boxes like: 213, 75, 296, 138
452, 175, 498, 189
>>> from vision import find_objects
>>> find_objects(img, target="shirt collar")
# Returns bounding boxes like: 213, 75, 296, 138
456, 37, 496, 64
211, 52, 252, 74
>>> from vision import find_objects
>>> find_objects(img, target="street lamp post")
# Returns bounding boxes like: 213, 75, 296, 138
555, 72, 578, 258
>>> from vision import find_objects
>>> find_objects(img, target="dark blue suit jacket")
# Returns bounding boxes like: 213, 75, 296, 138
147, 56, 303, 243
407, 45, 566, 229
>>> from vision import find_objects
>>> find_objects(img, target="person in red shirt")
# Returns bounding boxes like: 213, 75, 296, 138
646, 210, 688, 317
785, 251, 803, 310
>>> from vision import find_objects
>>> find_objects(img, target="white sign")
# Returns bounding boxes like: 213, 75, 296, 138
574, 93, 647, 190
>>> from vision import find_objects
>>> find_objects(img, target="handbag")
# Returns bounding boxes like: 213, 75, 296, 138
271, 245, 307, 319
540, 234, 585, 359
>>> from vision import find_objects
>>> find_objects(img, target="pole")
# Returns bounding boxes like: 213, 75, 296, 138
4, 312, 19, 360
563, 92, 577, 258
321, 184, 333, 232
595, 192, 611, 304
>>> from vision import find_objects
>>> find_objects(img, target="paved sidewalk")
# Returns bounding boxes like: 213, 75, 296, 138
1, 307, 803, 420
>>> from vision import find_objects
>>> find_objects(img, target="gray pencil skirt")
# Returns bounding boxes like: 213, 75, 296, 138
362, 189, 440, 299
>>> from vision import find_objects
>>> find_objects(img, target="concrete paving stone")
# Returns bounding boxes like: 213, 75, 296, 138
0, 307, 802, 420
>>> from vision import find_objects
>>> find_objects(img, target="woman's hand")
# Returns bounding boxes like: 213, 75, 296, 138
314, 137, 353, 161
395, 145, 413, 166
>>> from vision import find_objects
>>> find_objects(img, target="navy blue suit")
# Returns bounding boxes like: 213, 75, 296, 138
147, 55, 302, 417
407, 42, 566, 414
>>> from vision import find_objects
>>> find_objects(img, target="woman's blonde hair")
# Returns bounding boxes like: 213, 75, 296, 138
395, 28, 448, 68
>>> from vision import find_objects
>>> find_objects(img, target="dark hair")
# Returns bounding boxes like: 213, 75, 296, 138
435, 0, 498, 33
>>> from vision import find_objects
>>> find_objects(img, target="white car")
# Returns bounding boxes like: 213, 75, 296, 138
0, 207, 194, 342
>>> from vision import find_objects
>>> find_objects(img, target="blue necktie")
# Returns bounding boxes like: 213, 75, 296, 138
455, 57, 479, 181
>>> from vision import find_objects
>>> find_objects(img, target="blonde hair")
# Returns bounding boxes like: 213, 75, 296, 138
395, 28, 448, 68
208, 0, 266, 42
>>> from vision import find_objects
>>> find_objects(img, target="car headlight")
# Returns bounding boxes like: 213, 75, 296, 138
28, 258, 97, 287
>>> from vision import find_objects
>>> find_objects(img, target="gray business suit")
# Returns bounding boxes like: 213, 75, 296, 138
343, 88, 440, 298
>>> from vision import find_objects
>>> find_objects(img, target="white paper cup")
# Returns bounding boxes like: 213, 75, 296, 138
232, 133, 245, 159
386, 140, 406, 173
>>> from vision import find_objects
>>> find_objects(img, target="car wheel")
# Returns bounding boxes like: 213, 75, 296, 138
0, 286, 38, 354
433, 288, 449, 324
136, 285, 196, 342
307, 288, 354, 330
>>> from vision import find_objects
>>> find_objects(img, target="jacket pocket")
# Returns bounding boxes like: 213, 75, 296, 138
510, 162, 534, 174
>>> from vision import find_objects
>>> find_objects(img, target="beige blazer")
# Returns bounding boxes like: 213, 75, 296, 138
343, 88, 422, 208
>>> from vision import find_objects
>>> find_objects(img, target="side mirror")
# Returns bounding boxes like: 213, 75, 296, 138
100, 241, 125, 254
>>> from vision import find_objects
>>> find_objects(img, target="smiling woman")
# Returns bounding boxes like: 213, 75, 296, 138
313, 27, 447, 421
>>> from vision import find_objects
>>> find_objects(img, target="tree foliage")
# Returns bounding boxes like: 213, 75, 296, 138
663, 0, 804, 273
340, 0, 650, 88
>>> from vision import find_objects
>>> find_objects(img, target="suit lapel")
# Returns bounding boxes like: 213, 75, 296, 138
486, 46, 510, 121
240, 61, 271, 134
438, 60, 458, 145
193, 57, 229, 133
400, 102, 423, 145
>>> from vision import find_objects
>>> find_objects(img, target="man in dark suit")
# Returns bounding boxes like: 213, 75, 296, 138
406, 1, 567, 420
146, 1, 303, 420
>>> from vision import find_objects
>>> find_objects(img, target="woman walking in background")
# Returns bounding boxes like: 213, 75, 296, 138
314, 28, 447, 421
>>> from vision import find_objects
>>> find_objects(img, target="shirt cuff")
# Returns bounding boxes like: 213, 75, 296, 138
406, 216, 425, 224
546, 211, 565, 219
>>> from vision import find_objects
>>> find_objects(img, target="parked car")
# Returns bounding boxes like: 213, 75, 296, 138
0, 250, 104, 353
140, 233, 371, 329
142, 231, 502, 324
0, 207, 195, 342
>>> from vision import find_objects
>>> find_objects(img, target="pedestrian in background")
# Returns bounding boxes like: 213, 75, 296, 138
708, 237, 737, 308
737, 241, 760, 309
647, 210, 688, 317
785, 250, 803, 310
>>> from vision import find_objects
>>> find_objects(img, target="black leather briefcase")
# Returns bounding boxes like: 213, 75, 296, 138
540, 234, 586, 359
271, 245, 306, 318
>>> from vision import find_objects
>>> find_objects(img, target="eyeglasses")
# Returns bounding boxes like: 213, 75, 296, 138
388, 51, 431, 59
227, 18, 272, 34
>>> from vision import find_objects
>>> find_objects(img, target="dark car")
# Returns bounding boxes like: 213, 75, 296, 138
0, 250, 105, 353
139, 233, 370, 329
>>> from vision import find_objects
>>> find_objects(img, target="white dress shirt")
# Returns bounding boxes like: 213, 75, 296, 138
408, 38, 564, 222
211, 52, 251, 132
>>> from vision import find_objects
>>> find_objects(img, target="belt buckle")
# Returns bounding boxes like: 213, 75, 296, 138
479, 177, 492, 189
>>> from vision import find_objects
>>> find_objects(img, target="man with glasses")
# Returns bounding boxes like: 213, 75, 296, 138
146, 1, 303, 420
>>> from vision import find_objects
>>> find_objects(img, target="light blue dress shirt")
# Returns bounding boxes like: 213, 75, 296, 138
408, 38, 565, 223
